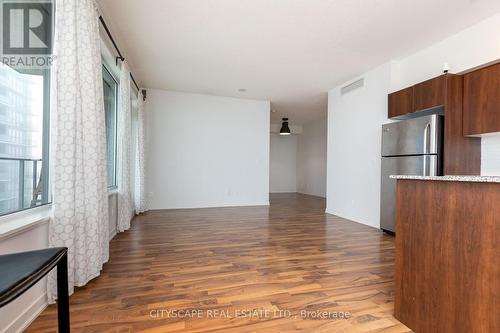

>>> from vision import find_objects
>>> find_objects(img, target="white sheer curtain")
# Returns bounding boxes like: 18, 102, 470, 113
117, 62, 134, 232
134, 91, 147, 213
48, 0, 109, 303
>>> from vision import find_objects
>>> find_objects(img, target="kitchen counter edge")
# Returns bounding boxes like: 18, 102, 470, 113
390, 175, 500, 183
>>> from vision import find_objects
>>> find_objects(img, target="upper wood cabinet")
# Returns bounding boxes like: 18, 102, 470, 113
387, 73, 481, 175
388, 75, 446, 119
388, 87, 414, 118
463, 63, 500, 136
444, 74, 481, 175
413, 75, 445, 111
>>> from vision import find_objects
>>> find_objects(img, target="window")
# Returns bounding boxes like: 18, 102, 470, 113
0, 65, 50, 216
102, 65, 118, 189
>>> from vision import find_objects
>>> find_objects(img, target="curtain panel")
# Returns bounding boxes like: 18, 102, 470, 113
117, 62, 134, 232
48, 0, 109, 302
134, 91, 147, 213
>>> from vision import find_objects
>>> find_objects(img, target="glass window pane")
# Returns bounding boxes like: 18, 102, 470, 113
0, 64, 49, 216
102, 66, 117, 188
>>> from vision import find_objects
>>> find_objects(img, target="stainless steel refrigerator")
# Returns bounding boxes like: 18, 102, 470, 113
380, 114, 444, 233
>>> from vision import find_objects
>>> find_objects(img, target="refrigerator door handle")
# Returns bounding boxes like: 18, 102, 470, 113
423, 122, 431, 155
422, 122, 432, 175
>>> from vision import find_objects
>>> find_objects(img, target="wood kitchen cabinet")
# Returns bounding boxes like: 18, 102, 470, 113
413, 75, 445, 111
388, 87, 414, 118
444, 74, 481, 175
388, 75, 446, 119
463, 63, 500, 135
395, 179, 499, 333
387, 73, 481, 175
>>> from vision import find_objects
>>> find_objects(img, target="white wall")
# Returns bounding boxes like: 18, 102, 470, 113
108, 193, 118, 239
297, 117, 327, 197
326, 13, 500, 228
481, 135, 500, 176
327, 63, 391, 228
389, 12, 500, 175
146, 90, 270, 209
270, 133, 297, 193
269, 117, 327, 196
390, 13, 500, 92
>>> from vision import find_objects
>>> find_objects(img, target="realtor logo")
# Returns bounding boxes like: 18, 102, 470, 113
2, 1, 52, 54
1, 0, 53, 69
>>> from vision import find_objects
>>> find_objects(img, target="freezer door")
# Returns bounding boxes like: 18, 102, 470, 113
382, 115, 443, 157
380, 155, 439, 233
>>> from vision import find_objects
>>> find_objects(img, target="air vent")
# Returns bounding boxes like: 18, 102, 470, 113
341, 78, 364, 95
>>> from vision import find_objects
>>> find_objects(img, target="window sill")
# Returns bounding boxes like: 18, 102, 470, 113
0, 205, 51, 241
0, 192, 116, 240
108, 189, 118, 196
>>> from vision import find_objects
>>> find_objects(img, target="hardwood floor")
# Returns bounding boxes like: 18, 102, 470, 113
27, 193, 410, 333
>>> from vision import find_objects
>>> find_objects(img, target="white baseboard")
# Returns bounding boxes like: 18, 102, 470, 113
2, 293, 47, 333
297, 191, 326, 198
325, 209, 380, 230
148, 201, 270, 210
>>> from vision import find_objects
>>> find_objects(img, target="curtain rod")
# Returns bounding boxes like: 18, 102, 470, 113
99, 15, 141, 93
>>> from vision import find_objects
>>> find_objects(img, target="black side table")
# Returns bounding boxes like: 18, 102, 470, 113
0, 247, 70, 333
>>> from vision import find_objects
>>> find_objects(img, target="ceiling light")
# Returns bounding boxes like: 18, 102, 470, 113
280, 118, 291, 136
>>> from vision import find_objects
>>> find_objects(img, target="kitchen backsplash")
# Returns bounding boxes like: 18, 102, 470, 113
481, 134, 500, 176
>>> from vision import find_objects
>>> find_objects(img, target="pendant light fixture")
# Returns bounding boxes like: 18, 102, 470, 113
280, 118, 291, 136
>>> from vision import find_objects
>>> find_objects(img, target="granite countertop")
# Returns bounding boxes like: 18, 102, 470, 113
390, 175, 500, 183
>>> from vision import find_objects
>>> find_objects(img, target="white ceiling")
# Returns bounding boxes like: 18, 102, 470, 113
97, 0, 500, 125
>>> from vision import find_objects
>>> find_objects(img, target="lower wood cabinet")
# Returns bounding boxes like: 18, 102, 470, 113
395, 179, 499, 333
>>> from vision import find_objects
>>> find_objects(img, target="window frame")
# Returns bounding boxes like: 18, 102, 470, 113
0, 66, 52, 217
102, 63, 119, 190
